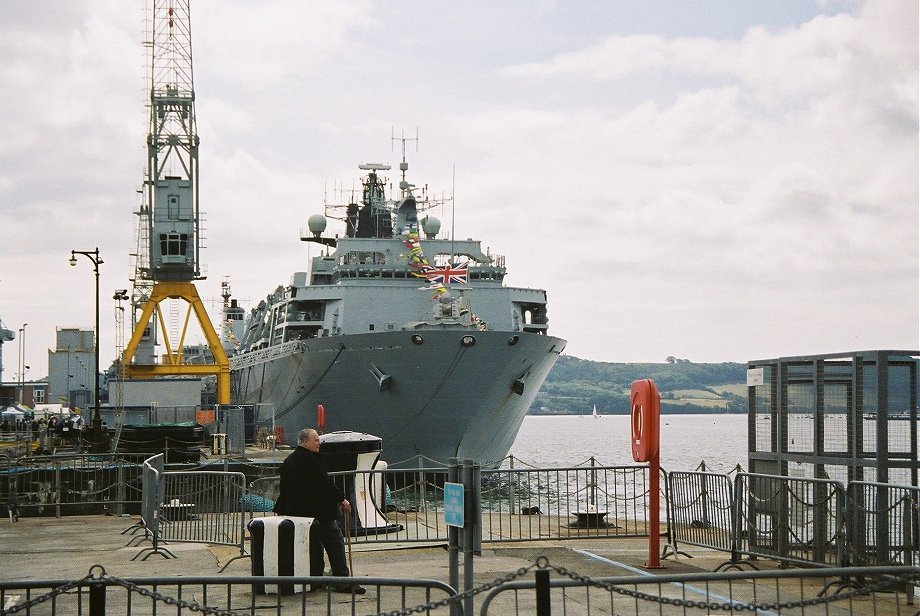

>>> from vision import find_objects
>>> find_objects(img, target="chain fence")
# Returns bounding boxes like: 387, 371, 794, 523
1, 560, 917, 616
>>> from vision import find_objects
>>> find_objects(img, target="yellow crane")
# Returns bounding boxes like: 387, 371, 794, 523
122, 1, 230, 403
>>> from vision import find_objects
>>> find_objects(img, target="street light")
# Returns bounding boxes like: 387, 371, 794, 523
70, 247, 106, 451
18, 323, 27, 404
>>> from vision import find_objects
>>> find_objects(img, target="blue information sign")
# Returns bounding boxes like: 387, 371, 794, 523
443, 482, 464, 527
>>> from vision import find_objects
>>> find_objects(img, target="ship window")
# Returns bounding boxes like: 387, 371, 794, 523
369, 324, 375, 331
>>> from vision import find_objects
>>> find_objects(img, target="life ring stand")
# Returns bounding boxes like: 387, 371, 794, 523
317, 404, 326, 434
630, 379, 660, 463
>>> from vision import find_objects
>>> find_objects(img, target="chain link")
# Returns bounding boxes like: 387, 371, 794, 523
543, 561, 904, 612
366, 556, 910, 616
372, 558, 549, 616
2, 559, 912, 616
0, 573, 94, 615
103, 575, 249, 616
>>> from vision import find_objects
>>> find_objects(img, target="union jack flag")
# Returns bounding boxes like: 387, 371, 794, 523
424, 261, 469, 285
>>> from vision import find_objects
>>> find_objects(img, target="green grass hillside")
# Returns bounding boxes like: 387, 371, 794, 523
530, 355, 747, 415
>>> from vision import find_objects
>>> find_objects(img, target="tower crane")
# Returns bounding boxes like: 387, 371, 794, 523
122, 0, 230, 403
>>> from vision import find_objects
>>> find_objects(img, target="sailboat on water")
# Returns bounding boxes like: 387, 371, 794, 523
592, 404, 600, 418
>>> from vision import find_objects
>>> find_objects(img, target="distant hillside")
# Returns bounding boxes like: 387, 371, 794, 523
529, 355, 747, 415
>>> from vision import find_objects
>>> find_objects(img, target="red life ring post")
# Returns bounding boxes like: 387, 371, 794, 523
317, 404, 326, 435
630, 379, 664, 569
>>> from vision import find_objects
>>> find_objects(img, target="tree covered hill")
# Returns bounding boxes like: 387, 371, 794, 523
530, 355, 748, 415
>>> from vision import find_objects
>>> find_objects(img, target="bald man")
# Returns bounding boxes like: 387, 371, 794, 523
273, 428, 365, 594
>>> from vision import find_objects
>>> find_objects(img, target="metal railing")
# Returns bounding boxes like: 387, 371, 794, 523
479, 465, 654, 541
479, 562, 919, 616
666, 470, 735, 556
315, 464, 658, 545
848, 481, 920, 567
0, 453, 148, 517
1, 561, 915, 616
0, 567, 458, 616
4, 453, 919, 576
734, 472, 847, 566
158, 470, 247, 554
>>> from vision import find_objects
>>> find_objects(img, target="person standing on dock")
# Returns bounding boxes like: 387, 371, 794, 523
273, 428, 365, 594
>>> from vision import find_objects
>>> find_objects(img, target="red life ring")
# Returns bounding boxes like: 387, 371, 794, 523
630, 379, 660, 462
317, 404, 326, 434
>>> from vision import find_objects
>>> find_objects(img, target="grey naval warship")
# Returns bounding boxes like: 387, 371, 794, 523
229, 153, 565, 467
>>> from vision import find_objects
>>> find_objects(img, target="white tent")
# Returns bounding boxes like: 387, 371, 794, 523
1, 407, 25, 420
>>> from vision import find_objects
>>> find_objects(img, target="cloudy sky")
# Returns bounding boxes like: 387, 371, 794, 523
1, 0, 917, 382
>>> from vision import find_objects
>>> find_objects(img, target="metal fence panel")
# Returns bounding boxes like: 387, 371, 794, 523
158, 470, 247, 553
480, 564, 919, 615
0, 572, 458, 616
667, 471, 735, 554
735, 471, 847, 566
480, 465, 653, 541
848, 480, 920, 568
140, 453, 163, 540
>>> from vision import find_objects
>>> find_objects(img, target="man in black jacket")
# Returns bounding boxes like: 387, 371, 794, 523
273, 428, 365, 594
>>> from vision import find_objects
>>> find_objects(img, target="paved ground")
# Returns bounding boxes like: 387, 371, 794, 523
1, 514, 913, 615
0, 512, 717, 581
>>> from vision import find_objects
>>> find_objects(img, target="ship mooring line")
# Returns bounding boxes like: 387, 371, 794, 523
572, 549, 778, 616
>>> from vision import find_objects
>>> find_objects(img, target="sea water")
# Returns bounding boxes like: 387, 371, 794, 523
509, 414, 748, 473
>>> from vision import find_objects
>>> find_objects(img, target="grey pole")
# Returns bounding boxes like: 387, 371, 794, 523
463, 459, 476, 616
447, 458, 461, 616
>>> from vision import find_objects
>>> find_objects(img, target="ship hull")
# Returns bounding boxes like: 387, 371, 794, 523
231, 329, 564, 467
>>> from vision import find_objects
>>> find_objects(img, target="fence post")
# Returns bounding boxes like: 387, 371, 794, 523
699, 462, 711, 529
508, 456, 516, 516
535, 568, 551, 616
447, 458, 461, 616
115, 459, 125, 516
463, 459, 481, 616
89, 579, 105, 616
55, 461, 62, 518
589, 456, 597, 509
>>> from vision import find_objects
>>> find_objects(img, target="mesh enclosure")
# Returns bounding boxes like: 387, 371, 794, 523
747, 351, 919, 487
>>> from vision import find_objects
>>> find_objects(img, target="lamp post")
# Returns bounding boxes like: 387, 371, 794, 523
70, 247, 106, 451
18, 323, 27, 404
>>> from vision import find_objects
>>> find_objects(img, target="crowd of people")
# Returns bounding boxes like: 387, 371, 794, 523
0, 414, 85, 449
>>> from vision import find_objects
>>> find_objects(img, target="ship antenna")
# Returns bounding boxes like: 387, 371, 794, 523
450, 164, 456, 262
391, 126, 418, 198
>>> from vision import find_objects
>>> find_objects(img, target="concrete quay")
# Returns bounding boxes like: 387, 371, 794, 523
1, 515, 912, 615
0, 513, 713, 581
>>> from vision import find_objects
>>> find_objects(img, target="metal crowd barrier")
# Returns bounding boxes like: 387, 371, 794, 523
666, 470, 735, 556
322, 464, 656, 546
0, 453, 148, 517
127, 454, 166, 558
0, 569, 458, 616
848, 481, 920, 567
129, 455, 249, 562
158, 470, 247, 556
734, 472, 847, 566
479, 465, 653, 541
1, 563, 915, 616
479, 564, 919, 616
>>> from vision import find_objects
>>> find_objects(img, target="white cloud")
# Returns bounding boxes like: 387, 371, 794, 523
1, 0, 916, 373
